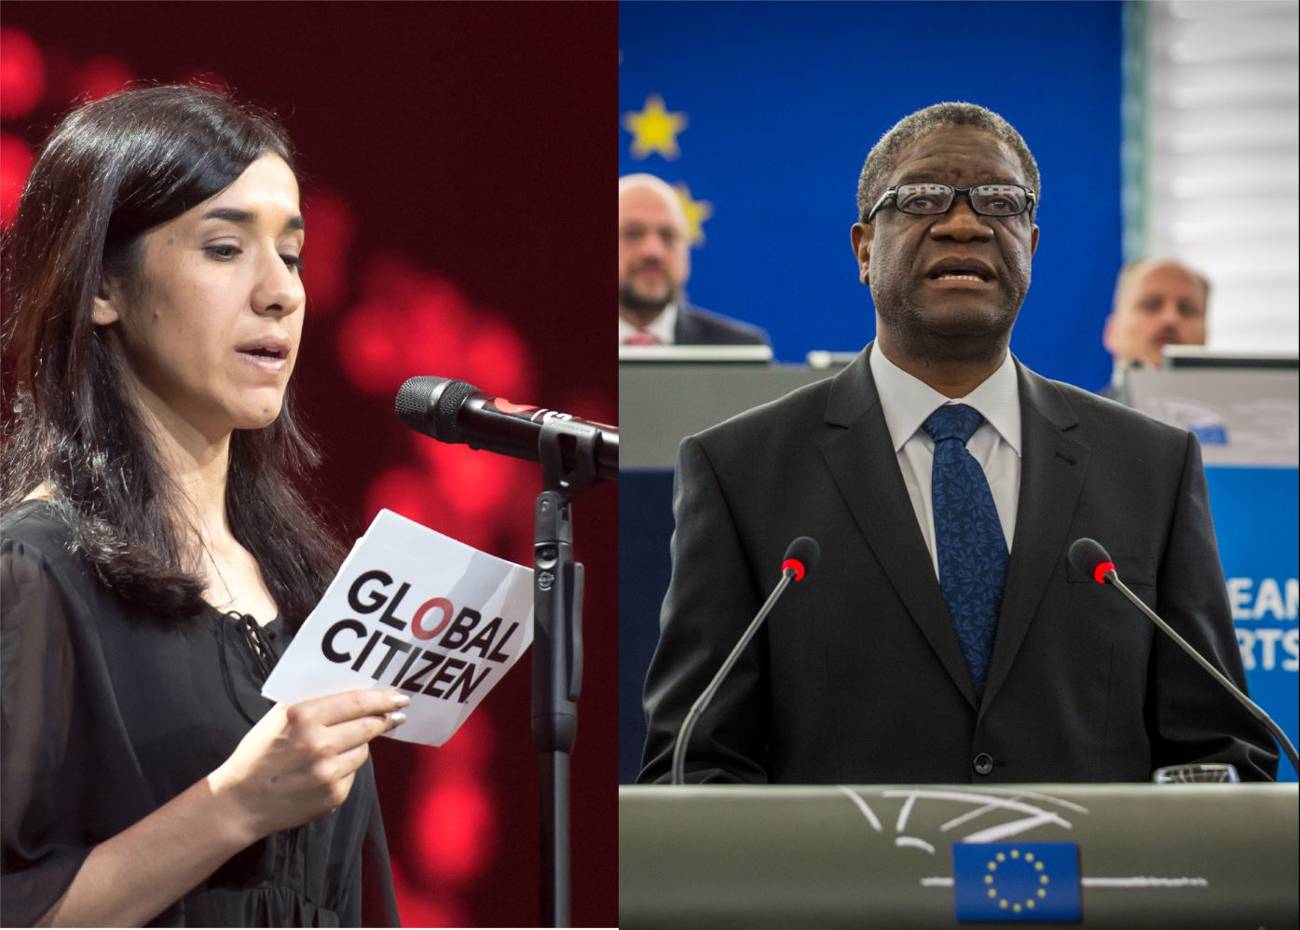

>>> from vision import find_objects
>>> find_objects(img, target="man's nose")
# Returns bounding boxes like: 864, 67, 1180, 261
1152, 299, 1183, 327
638, 232, 670, 258
929, 196, 994, 242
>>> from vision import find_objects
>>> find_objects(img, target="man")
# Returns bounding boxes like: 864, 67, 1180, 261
618, 173, 770, 346
1100, 259, 1210, 402
640, 103, 1276, 784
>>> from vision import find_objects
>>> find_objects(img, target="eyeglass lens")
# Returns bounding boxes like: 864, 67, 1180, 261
896, 183, 1028, 217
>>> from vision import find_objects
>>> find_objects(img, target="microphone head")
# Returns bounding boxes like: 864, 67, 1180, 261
1069, 537, 1116, 585
781, 536, 821, 583
395, 376, 477, 442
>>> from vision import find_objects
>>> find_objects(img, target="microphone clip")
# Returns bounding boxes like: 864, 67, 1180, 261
539, 416, 601, 500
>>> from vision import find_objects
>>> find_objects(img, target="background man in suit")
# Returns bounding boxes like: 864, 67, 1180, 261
618, 173, 770, 347
640, 103, 1276, 784
1100, 258, 1210, 403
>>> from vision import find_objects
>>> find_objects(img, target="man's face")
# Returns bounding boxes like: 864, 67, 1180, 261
851, 126, 1039, 362
1104, 262, 1207, 367
618, 183, 689, 318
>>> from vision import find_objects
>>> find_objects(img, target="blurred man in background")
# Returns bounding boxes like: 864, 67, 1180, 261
618, 173, 769, 346
1100, 258, 1210, 402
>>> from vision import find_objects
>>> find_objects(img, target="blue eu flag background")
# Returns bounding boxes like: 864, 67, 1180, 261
952, 842, 1081, 923
619, 1, 1123, 382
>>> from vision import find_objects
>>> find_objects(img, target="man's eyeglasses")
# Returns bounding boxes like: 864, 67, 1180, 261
865, 182, 1036, 223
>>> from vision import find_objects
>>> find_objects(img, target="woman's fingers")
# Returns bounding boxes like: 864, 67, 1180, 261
326, 709, 405, 752
292, 689, 409, 727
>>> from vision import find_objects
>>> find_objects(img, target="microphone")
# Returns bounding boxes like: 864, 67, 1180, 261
1068, 537, 1299, 773
395, 376, 618, 479
671, 537, 821, 785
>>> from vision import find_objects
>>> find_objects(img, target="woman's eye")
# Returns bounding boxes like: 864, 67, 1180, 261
205, 244, 242, 260
280, 253, 304, 272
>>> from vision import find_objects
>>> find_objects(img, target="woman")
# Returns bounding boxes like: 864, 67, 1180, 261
1, 85, 403, 927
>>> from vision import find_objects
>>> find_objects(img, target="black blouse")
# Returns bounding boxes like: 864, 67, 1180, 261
0, 501, 399, 927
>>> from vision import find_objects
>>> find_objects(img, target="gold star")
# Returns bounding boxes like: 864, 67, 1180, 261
673, 182, 713, 246
623, 94, 688, 160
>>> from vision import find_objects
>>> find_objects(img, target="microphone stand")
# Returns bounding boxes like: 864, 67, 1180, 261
672, 566, 798, 785
533, 417, 598, 927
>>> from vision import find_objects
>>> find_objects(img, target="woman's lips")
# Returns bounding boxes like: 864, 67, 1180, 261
235, 350, 288, 372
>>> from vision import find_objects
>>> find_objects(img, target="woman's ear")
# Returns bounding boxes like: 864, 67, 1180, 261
92, 278, 122, 326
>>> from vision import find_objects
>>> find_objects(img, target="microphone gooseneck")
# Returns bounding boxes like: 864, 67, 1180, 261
1070, 537, 1299, 774
671, 537, 820, 785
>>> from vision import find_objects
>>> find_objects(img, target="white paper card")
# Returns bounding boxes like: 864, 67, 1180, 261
262, 509, 533, 747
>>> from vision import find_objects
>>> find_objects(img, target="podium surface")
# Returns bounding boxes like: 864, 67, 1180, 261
620, 784, 1299, 928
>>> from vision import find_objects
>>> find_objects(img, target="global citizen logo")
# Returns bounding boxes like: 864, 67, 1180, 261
318, 569, 522, 703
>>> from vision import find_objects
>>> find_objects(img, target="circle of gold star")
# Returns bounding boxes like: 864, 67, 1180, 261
984, 849, 1048, 913
623, 94, 688, 160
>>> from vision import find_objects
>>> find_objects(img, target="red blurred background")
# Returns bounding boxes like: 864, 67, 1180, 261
0, 3, 617, 926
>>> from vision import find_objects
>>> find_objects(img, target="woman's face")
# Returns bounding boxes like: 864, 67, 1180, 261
95, 152, 306, 440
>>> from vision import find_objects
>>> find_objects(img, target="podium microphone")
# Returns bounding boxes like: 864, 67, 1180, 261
671, 537, 821, 785
1068, 537, 1299, 773
395, 375, 618, 480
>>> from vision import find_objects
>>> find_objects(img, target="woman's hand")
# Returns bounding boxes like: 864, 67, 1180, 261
208, 689, 409, 841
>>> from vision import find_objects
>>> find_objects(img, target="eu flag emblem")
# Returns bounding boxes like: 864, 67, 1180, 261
952, 842, 1081, 922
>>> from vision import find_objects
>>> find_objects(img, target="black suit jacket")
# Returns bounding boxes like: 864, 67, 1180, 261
640, 344, 1277, 784
673, 302, 770, 346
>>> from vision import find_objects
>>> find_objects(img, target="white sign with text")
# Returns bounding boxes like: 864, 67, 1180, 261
262, 509, 533, 746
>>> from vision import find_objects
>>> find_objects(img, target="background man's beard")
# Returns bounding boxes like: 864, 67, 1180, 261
619, 281, 678, 319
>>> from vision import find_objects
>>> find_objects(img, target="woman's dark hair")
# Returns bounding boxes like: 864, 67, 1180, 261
1, 84, 343, 625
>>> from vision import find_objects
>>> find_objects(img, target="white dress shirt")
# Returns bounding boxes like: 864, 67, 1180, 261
618, 302, 678, 345
869, 345, 1022, 580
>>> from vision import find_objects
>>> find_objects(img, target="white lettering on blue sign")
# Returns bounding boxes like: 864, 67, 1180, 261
1236, 628, 1299, 672
1226, 578, 1298, 622
1229, 578, 1298, 673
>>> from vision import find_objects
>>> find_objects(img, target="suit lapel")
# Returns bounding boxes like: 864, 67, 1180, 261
673, 303, 704, 344
980, 363, 1090, 715
672, 306, 693, 344
819, 345, 980, 709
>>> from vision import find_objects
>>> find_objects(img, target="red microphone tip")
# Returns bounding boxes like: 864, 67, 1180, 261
781, 558, 806, 582
1093, 561, 1116, 585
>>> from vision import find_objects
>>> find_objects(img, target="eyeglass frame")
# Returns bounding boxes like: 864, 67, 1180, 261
864, 181, 1037, 224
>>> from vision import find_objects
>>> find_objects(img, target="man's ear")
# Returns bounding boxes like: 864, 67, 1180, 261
1102, 312, 1117, 354
850, 222, 873, 285
92, 277, 122, 326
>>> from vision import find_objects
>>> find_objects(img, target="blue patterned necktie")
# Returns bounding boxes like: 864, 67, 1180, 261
922, 403, 1008, 700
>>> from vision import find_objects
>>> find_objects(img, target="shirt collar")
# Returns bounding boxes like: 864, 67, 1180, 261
618, 302, 678, 345
869, 343, 1022, 455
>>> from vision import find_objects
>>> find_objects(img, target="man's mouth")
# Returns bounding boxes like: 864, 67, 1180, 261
924, 256, 996, 283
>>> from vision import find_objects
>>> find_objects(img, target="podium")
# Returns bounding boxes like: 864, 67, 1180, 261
619, 784, 1299, 928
